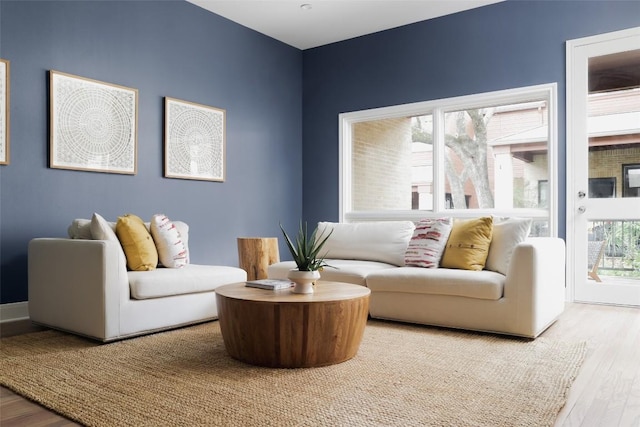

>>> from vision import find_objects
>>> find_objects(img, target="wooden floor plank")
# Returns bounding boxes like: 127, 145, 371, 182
551, 304, 618, 426
602, 314, 640, 426
0, 387, 79, 426
579, 315, 632, 426
615, 314, 640, 427
618, 364, 640, 427
551, 304, 640, 427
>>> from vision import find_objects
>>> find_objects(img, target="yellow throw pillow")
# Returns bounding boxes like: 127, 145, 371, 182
116, 214, 158, 271
440, 217, 493, 271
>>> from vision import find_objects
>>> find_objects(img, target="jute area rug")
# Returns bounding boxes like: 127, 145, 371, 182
0, 320, 586, 427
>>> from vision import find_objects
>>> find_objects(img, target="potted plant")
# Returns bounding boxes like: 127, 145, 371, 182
279, 221, 333, 294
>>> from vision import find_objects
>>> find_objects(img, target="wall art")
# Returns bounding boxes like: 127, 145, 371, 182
0, 59, 9, 165
164, 97, 225, 182
50, 70, 138, 174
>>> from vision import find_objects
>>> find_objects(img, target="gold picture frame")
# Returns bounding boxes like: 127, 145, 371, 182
164, 97, 226, 182
0, 58, 9, 165
50, 70, 138, 174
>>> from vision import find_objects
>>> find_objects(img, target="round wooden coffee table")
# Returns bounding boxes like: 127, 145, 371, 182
215, 281, 370, 368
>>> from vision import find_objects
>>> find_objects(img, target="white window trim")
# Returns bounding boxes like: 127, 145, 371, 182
339, 83, 558, 236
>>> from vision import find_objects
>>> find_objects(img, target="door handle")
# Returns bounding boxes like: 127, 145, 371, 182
578, 191, 586, 198
578, 206, 586, 213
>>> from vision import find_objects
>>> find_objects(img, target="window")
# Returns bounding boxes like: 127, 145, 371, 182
339, 84, 558, 236
538, 180, 549, 208
623, 164, 640, 197
589, 177, 616, 198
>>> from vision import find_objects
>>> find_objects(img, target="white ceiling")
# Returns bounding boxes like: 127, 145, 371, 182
187, 0, 504, 50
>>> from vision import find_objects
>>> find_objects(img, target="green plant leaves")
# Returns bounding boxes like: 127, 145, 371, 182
279, 221, 333, 271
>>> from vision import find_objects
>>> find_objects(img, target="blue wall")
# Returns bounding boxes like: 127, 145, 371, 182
301, 0, 640, 232
1, 0, 638, 305
0, 1, 303, 303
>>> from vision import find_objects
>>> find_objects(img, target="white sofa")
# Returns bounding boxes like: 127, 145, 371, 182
28, 219, 247, 341
268, 220, 566, 338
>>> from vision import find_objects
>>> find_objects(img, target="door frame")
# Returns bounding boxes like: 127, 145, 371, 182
565, 26, 640, 304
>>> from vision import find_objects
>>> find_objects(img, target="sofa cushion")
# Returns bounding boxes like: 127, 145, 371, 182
129, 265, 247, 299
317, 221, 415, 267
440, 217, 493, 271
116, 214, 158, 271
70, 216, 190, 264
404, 218, 452, 268
90, 213, 118, 242
268, 259, 396, 286
486, 217, 532, 275
90, 213, 127, 268
366, 266, 505, 300
172, 221, 190, 264
68, 218, 93, 239
150, 214, 188, 268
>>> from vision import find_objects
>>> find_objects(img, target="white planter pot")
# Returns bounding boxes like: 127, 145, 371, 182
287, 269, 321, 294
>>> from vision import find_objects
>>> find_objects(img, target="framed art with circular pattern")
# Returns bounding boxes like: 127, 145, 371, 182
49, 70, 138, 174
164, 97, 225, 182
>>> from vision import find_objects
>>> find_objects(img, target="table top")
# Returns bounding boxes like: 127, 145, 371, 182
215, 281, 370, 303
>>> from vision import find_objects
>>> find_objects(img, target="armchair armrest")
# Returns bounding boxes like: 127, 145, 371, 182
28, 238, 128, 340
504, 237, 566, 337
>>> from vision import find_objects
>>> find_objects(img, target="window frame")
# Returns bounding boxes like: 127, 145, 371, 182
338, 83, 558, 236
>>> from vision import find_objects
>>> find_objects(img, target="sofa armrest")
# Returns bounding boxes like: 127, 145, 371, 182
504, 237, 566, 337
28, 238, 128, 340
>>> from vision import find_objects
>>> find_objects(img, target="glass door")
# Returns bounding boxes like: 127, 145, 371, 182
567, 28, 640, 306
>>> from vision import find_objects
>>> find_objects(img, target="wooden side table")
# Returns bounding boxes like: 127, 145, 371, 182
237, 237, 280, 281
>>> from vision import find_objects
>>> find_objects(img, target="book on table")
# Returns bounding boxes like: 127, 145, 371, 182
245, 279, 294, 290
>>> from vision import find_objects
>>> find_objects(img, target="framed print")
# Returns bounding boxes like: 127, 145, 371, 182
0, 58, 9, 165
50, 70, 138, 174
164, 97, 225, 182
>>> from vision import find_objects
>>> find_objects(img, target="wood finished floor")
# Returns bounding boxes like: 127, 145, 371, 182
1, 302, 638, 427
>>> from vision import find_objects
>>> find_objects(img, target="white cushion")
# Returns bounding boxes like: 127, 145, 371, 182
404, 218, 452, 268
70, 216, 117, 239
128, 264, 247, 300
90, 213, 127, 267
150, 214, 188, 268
485, 217, 532, 275
367, 266, 505, 301
172, 221, 190, 264
317, 221, 415, 267
90, 213, 119, 242
147, 220, 189, 263
68, 219, 93, 239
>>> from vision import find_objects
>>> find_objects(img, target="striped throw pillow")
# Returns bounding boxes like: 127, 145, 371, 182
404, 218, 452, 268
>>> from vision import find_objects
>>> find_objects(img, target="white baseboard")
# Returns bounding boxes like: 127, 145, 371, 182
0, 302, 29, 323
